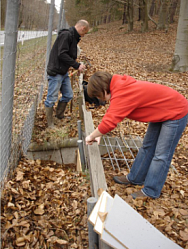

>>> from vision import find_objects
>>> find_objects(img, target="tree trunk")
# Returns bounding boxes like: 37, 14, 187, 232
1, 0, 7, 28
107, 14, 111, 23
127, 0, 134, 31
103, 15, 107, 24
157, 0, 169, 30
149, 0, 156, 16
156, 0, 161, 15
169, 0, 179, 23
122, 4, 127, 24
141, 0, 148, 32
138, 0, 142, 21
171, 0, 188, 72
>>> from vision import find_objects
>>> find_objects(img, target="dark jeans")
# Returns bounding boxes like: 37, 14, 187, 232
128, 114, 188, 198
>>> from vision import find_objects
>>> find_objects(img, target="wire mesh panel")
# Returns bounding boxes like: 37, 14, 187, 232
99, 135, 143, 171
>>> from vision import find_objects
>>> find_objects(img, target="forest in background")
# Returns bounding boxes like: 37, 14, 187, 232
65, 0, 180, 32
1, 0, 59, 30
1, 0, 181, 32
64, 0, 187, 72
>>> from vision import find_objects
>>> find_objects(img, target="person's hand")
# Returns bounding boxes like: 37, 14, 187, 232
78, 64, 86, 73
95, 136, 101, 145
85, 135, 96, 145
85, 135, 101, 145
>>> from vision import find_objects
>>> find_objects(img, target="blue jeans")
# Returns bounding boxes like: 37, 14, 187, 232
44, 73, 73, 107
127, 114, 188, 198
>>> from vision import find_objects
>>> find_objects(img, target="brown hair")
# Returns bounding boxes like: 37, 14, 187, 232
87, 71, 112, 99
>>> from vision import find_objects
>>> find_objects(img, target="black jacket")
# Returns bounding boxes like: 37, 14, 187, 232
47, 27, 81, 76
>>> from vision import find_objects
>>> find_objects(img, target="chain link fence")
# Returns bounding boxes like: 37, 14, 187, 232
0, 0, 65, 185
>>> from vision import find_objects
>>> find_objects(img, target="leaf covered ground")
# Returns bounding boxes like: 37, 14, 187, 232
1, 159, 91, 248
80, 20, 188, 249
1, 20, 188, 248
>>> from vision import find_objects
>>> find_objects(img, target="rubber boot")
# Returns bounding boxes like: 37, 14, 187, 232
56, 101, 67, 119
45, 106, 54, 127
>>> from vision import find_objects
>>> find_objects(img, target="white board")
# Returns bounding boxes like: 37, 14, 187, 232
101, 196, 127, 249
104, 194, 183, 249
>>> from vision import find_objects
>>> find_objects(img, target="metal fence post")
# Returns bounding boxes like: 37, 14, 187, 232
87, 197, 99, 249
1, 0, 20, 180
77, 120, 82, 140
45, 0, 55, 80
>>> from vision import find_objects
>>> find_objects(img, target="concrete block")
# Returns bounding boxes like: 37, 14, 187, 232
60, 147, 77, 164
26, 150, 63, 164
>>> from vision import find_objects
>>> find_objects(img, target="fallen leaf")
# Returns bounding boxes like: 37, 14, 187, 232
16, 171, 24, 181
179, 209, 188, 216
180, 230, 188, 241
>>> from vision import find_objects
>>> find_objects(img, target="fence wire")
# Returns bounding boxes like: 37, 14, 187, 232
0, 0, 60, 184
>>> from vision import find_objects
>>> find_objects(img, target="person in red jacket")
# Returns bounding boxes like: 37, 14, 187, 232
85, 71, 188, 199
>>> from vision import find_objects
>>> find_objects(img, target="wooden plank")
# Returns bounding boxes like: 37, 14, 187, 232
88, 191, 105, 226
78, 73, 85, 120
94, 193, 113, 235
70, 74, 74, 113
78, 73, 86, 106
76, 149, 82, 172
104, 195, 183, 249
83, 107, 107, 198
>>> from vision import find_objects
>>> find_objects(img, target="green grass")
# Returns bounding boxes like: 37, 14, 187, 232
1, 34, 56, 76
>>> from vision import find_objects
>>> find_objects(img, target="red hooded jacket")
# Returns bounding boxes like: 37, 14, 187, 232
98, 74, 188, 134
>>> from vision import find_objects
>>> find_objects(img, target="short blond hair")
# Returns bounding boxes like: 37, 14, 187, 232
76, 20, 89, 29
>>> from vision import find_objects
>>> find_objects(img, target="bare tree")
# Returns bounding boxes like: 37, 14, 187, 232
12, 0, 59, 30
118, 0, 134, 31
1, 0, 7, 28
64, 0, 81, 25
169, 0, 179, 23
122, 3, 127, 24
149, 0, 156, 16
127, 0, 134, 31
139, 0, 149, 32
171, 0, 188, 72
157, 0, 169, 30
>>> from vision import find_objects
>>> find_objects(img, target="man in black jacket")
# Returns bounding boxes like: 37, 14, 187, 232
44, 20, 89, 127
